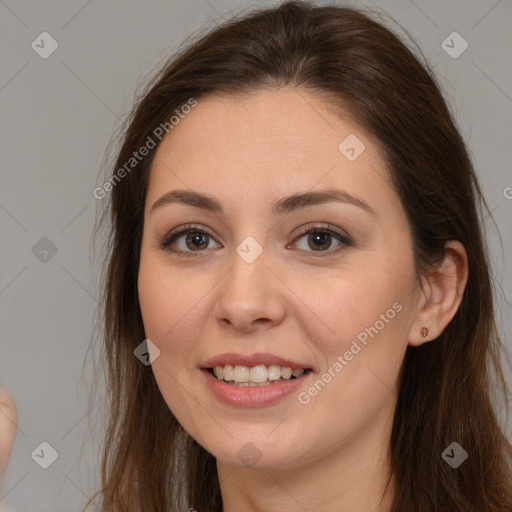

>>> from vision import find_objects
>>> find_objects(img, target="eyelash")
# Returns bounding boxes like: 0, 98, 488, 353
158, 223, 352, 257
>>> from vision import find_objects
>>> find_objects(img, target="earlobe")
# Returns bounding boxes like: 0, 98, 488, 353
408, 240, 468, 347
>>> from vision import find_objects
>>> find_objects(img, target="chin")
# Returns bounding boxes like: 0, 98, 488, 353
202, 431, 311, 470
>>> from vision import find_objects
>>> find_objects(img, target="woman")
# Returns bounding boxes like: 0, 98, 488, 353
87, 1, 512, 510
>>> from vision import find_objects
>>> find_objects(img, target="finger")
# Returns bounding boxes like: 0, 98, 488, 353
0, 386, 17, 478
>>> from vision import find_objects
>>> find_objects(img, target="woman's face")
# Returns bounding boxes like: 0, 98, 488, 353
138, 87, 422, 470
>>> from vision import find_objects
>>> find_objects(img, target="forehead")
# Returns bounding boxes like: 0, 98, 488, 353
154, 88, 372, 158
146, 87, 395, 217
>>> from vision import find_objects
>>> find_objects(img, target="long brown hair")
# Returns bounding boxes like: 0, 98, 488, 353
85, 1, 512, 510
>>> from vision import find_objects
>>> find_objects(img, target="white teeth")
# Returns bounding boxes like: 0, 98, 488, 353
267, 365, 282, 381
211, 364, 308, 384
222, 364, 234, 381
281, 367, 292, 379
249, 365, 268, 383
234, 365, 250, 382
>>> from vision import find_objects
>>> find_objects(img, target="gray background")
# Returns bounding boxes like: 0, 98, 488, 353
1, 0, 511, 510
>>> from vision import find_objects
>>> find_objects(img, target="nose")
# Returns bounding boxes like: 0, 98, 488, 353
213, 245, 286, 333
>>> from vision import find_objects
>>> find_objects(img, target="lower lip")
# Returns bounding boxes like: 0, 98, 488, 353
201, 368, 313, 408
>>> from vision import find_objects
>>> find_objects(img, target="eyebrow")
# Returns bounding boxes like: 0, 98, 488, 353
150, 188, 377, 218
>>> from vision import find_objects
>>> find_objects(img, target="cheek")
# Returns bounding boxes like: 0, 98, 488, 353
138, 269, 188, 386
138, 254, 202, 346
137, 257, 208, 432
138, 264, 171, 340
294, 276, 409, 443
294, 264, 412, 409
293, 264, 407, 353
137, 253, 222, 396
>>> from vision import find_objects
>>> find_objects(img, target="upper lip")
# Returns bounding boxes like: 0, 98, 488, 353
201, 352, 313, 371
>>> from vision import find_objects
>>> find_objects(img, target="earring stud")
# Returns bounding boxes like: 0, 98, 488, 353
421, 326, 430, 338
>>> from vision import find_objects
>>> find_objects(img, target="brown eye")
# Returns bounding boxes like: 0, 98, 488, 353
159, 225, 221, 253
183, 231, 209, 250
306, 231, 333, 251
292, 225, 351, 254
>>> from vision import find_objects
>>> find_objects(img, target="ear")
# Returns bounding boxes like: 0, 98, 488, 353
408, 240, 468, 346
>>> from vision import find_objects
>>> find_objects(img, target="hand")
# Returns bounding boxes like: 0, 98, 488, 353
0, 386, 17, 484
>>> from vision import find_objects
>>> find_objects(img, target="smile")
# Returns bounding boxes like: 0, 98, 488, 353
201, 366, 314, 407
209, 364, 312, 386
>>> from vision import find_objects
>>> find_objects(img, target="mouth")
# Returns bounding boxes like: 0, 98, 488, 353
205, 364, 314, 387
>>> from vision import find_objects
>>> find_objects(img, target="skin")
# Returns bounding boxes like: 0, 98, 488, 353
138, 87, 468, 512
